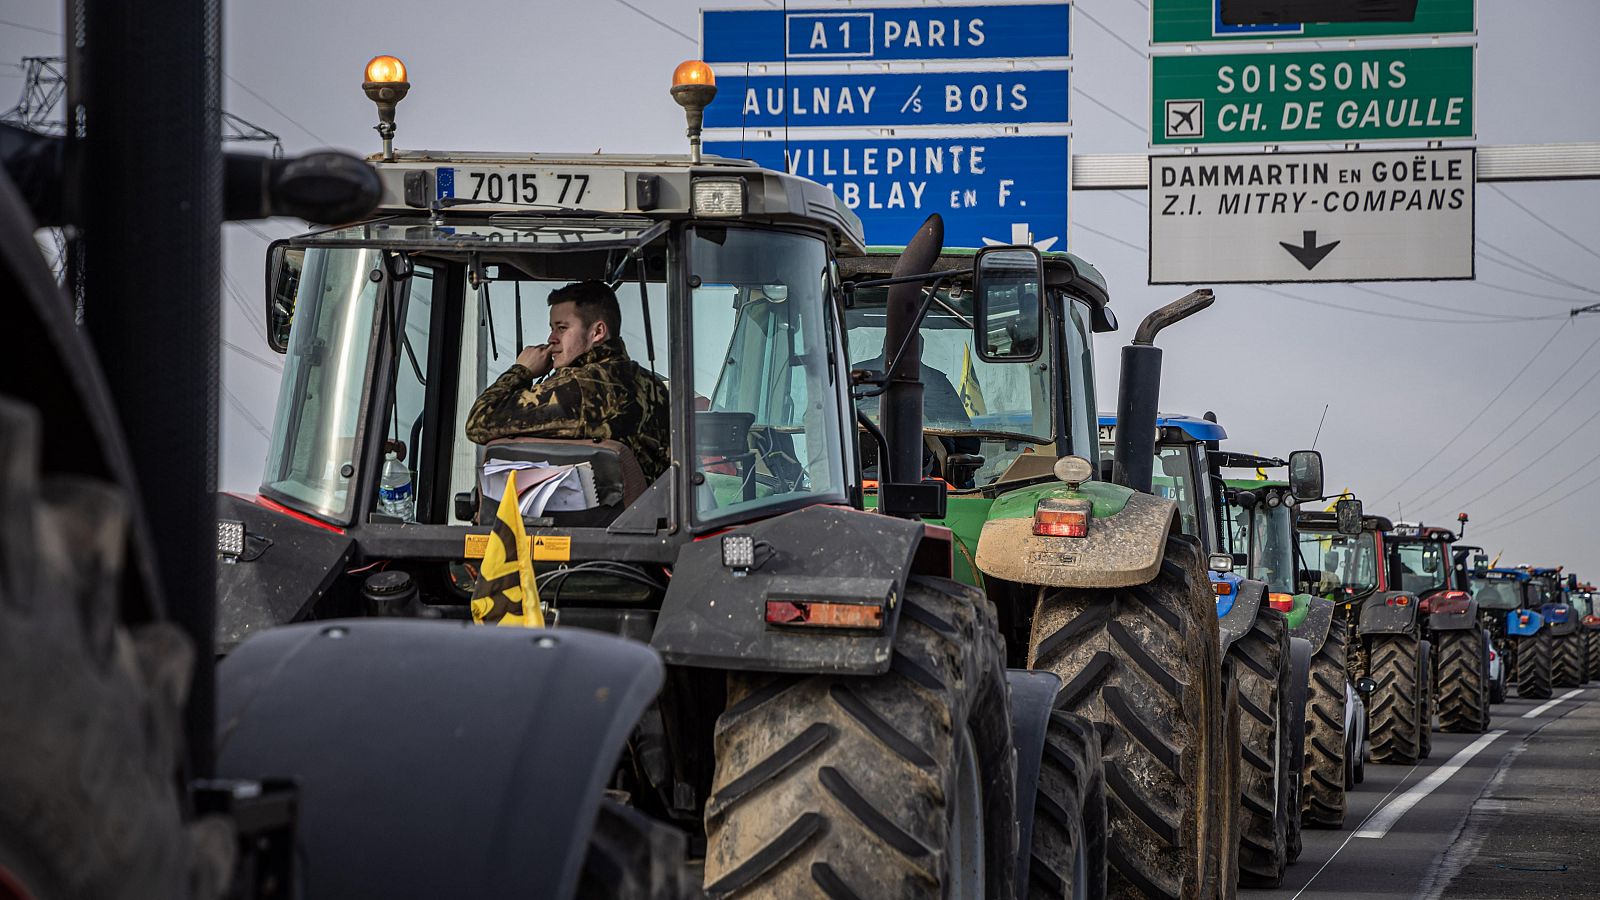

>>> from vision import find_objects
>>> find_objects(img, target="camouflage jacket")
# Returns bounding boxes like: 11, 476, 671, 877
465, 340, 670, 481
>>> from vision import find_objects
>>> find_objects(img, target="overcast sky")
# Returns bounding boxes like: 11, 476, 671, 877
4, 0, 1598, 575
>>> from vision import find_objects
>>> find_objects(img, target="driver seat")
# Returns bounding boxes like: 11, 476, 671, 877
477, 437, 648, 526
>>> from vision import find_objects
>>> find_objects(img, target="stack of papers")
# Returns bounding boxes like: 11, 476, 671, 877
481, 460, 600, 517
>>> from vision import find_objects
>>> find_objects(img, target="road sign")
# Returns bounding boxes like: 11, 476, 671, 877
705, 135, 1069, 250
1148, 147, 1474, 284
703, 69, 1070, 130
1150, 0, 1475, 44
1150, 45, 1474, 146
702, 3, 1071, 64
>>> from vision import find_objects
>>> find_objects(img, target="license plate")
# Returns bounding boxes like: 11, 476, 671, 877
436, 166, 626, 211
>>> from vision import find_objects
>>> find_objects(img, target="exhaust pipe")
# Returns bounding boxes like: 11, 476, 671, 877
881, 213, 943, 492
1111, 289, 1214, 493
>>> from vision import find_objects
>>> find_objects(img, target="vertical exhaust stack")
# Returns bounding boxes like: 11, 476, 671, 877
1111, 289, 1215, 494
881, 214, 944, 493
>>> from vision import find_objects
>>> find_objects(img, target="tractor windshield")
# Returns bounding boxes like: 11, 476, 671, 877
1297, 528, 1379, 600
1470, 576, 1524, 610
1391, 540, 1449, 596
846, 284, 1054, 488
1227, 499, 1297, 594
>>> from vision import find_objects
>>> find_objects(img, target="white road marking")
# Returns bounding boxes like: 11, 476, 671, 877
1522, 688, 1583, 718
1287, 764, 1420, 900
1354, 730, 1507, 839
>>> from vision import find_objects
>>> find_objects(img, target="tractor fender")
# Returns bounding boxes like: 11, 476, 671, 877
1287, 637, 1313, 775
1006, 669, 1065, 898
651, 505, 923, 675
216, 619, 663, 900
1218, 578, 1267, 653
1358, 592, 1420, 635
215, 492, 357, 653
1543, 604, 1579, 636
1290, 596, 1337, 655
1427, 595, 1480, 631
1505, 608, 1544, 637
975, 486, 1179, 589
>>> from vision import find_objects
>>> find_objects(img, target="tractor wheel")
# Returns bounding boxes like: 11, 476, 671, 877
1027, 532, 1229, 900
1366, 634, 1425, 765
1215, 661, 1242, 900
1517, 631, 1553, 700
1587, 632, 1600, 683
1553, 633, 1585, 689
1229, 610, 1292, 888
0, 399, 229, 899
1436, 630, 1490, 733
1417, 640, 1434, 760
704, 576, 1016, 899
1027, 710, 1107, 900
578, 799, 701, 900
1301, 622, 1349, 828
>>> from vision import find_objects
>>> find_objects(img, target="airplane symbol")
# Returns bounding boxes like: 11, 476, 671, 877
982, 222, 1058, 252
1165, 99, 1204, 139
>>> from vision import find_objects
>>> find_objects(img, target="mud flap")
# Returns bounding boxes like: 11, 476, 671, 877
1358, 593, 1419, 636
975, 491, 1177, 589
1218, 579, 1266, 653
216, 619, 663, 900
1007, 669, 1064, 897
1429, 599, 1480, 632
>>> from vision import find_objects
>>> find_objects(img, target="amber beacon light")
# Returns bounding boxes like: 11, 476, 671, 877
363, 55, 411, 161
670, 60, 718, 164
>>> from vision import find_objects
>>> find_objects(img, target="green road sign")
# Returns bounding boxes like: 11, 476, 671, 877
1151, 45, 1474, 146
1151, 0, 1475, 45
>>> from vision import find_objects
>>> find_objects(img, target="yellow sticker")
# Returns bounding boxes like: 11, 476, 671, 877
463, 533, 490, 559
532, 535, 571, 561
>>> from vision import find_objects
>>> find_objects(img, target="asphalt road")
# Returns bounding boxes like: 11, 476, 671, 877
1253, 689, 1598, 900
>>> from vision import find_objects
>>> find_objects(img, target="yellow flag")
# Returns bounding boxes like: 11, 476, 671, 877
959, 342, 987, 418
1324, 488, 1351, 512
470, 470, 545, 628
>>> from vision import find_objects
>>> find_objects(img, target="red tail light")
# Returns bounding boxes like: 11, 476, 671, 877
1268, 592, 1294, 612
1387, 594, 1412, 608
1583, 615, 1600, 627
1519, 612, 1532, 624
1034, 498, 1091, 538
766, 600, 884, 630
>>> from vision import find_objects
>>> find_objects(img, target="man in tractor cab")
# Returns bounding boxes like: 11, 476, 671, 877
465, 280, 671, 480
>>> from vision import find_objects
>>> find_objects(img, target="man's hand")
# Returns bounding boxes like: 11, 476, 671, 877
516, 343, 554, 378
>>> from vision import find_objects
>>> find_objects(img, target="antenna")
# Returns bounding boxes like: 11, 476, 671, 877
1311, 403, 1330, 449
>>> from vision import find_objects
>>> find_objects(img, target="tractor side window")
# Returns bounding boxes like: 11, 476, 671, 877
262, 247, 383, 521
374, 264, 436, 521
1064, 298, 1100, 464
1152, 446, 1199, 540
689, 226, 846, 522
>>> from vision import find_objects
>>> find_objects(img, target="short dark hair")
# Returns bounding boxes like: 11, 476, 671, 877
549, 280, 621, 342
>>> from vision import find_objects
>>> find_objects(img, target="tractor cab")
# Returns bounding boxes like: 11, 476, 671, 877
1384, 524, 1473, 616
1294, 510, 1391, 612
1097, 413, 1229, 550
1527, 567, 1576, 635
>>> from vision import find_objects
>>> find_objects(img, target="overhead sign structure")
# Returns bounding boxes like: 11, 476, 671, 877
703, 69, 1070, 131
1150, 0, 1475, 45
702, 3, 1072, 64
1150, 45, 1474, 146
706, 135, 1069, 250
1148, 147, 1475, 284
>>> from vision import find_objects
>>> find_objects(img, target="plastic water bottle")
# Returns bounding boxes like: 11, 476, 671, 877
378, 451, 414, 520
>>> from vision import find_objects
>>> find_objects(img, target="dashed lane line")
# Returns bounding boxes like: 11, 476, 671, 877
1522, 688, 1583, 718
1353, 730, 1507, 839
1286, 762, 1420, 900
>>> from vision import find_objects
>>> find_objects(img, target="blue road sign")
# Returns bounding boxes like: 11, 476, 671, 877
704, 69, 1070, 130
703, 4, 1071, 64
705, 135, 1069, 250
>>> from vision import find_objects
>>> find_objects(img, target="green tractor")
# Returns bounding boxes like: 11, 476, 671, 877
843, 252, 1237, 899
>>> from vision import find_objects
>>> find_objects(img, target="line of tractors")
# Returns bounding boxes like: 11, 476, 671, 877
2, 37, 1592, 900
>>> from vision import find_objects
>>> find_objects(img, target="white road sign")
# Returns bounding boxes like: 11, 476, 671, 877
1149, 147, 1474, 284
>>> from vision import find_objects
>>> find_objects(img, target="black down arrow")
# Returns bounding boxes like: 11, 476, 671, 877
1280, 230, 1340, 270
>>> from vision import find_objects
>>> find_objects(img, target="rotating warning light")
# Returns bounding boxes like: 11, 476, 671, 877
365, 55, 407, 84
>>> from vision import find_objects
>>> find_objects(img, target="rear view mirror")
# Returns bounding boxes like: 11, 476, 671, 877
1472, 554, 1489, 578
973, 245, 1044, 363
1288, 449, 1324, 500
1335, 497, 1363, 535
266, 242, 305, 353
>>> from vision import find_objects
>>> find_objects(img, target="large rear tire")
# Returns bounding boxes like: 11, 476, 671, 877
1435, 630, 1490, 733
1516, 631, 1553, 700
0, 399, 226, 899
1587, 631, 1600, 683
704, 576, 1016, 899
1027, 532, 1229, 900
1553, 633, 1585, 689
1301, 621, 1349, 829
1229, 609, 1291, 888
1365, 634, 1424, 766
1028, 710, 1107, 900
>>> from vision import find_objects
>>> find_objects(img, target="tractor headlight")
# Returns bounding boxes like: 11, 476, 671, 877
693, 178, 745, 216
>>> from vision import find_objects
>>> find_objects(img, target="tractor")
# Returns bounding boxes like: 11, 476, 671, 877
1383, 523, 1491, 734
1571, 581, 1600, 682
1219, 468, 1366, 831
1475, 566, 1554, 700
205, 55, 1244, 900
1456, 547, 1512, 704
1538, 569, 1591, 689
1095, 415, 1316, 888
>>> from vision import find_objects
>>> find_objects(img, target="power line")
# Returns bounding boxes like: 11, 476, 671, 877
1473, 270, 1600, 304
0, 18, 58, 36
1072, 86, 1145, 134
223, 387, 270, 439
1441, 402, 1600, 515
1074, 4, 1148, 59
1072, 220, 1146, 254
1381, 320, 1567, 496
224, 73, 327, 145
1473, 459, 1600, 538
609, 0, 697, 44
1349, 284, 1536, 321
223, 339, 283, 372
1489, 183, 1600, 267
1250, 284, 1564, 326
1477, 237, 1599, 295
1400, 326, 1600, 509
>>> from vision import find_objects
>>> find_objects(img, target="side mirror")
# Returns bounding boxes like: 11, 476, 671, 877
973, 244, 1044, 363
1209, 553, 1234, 574
1335, 497, 1363, 536
1472, 554, 1489, 578
1288, 449, 1324, 500
1570, 574, 1580, 591
266, 242, 305, 353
